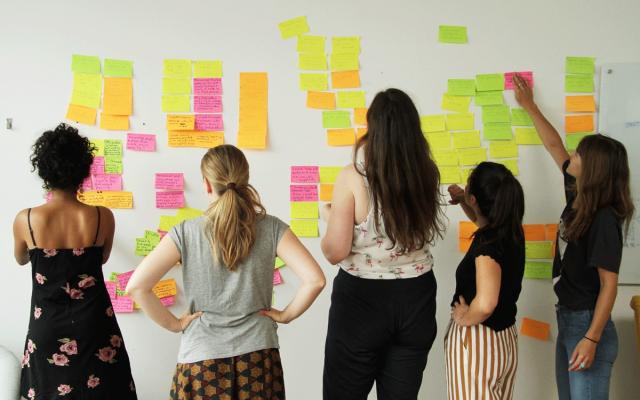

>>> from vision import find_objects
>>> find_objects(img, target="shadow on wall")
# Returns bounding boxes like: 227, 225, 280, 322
611, 317, 640, 398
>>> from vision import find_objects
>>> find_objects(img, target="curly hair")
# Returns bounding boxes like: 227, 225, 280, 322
30, 123, 95, 191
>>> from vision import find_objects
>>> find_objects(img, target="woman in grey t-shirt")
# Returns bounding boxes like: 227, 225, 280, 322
127, 145, 325, 399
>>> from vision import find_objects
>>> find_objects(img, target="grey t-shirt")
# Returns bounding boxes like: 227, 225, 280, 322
169, 214, 289, 363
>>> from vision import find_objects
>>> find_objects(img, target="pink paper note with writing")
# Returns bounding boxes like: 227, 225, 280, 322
116, 270, 135, 291
194, 96, 222, 113
504, 71, 534, 90
193, 78, 222, 96
273, 269, 283, 286
105, 281, 117, 301
290, 185, 319, 201
81, 177, 93, 191
90, 156, 105, 175
126, 133, 156, 152
92, 174, 122, 191
155, 173, 184, 190
112, 295, 134, 313
160, 296, 175, 307
195, 114, 224, 131
291, 166, 319, 183
156, 191, 185, 209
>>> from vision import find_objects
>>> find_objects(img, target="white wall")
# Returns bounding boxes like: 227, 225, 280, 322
1, 1, 639, 399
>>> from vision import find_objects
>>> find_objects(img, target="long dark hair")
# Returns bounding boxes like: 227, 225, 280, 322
565, 134, 635, 241
354, 88, 446, 253
468, 162, 525, 246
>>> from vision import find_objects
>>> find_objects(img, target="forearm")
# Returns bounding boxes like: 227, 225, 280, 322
280, 281, 324, 323
458, 300, 493, 326
587, 283, 617, 341
129, 289, 180, 332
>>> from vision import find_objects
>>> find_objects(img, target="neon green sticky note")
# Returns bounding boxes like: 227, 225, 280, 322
448, 79, 476, 96
299, 73, 328, 91
275, 257, 286, 269
482, 105, 511, 123
515, 127, 542, 145
336, 91, 365, 108
332, 36, 360, 53
319, 166, 342, 184
162, 78, 192, 94
421, 115, 447, 133
104, 156, 122, 174
565, 74, 594, 93
446, 113, 475, 131
290, 220, 319, 237
330, 53, 359, 71
433, 149, 459, 166
279, 16, 310, 39
439, 166, 462, 184
91, 139, 105, 156
476, 74, 504, 92
442, 94, 471, 113
525, 241, 553, 259
566, 133, 594, 151
193, 60, 223, 78
103, 59, 132, 77
144, 230, 161, 246
322, 111, 351, 128
489, 140, 518, 158
511, 108, 534, 126
495, 159, 519, 176
291, 202, 319, 219
457, 148, 487, 166
565, 56, 595, 75
525, 261, 552, 279
162, 95, 191, 113
71, 73, 102, 109
483, 123, 513, 140
298, 53, 327, 70
104, 139, 122, 157
72, 54, 101, 74
475, 91, 504, 106
297, 35, 326, 53
163, 59, 192, 78
452, 130, 481, 149
135, 238, 153, 256
438, 25, 468, 44
425, 131, 451, 150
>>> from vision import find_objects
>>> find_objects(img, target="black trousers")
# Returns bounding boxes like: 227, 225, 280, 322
323, 269, 438, 400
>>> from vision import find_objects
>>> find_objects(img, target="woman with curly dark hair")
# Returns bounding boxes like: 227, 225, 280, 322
13, 123, 137, 399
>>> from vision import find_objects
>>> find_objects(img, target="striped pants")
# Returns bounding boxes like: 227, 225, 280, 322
445, 320, 518, 400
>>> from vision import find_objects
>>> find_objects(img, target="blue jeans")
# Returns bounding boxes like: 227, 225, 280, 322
556, 307, 618, 400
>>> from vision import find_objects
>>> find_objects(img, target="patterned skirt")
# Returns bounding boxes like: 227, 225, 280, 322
170, 348, 285, 400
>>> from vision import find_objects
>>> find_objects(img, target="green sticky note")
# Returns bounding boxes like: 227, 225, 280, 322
433, 149, 459, 167
275, 257, 286, 269
475, 91, 504, 106
448, 79, 476, 96
438, 25, 468, 44
297, 35, 326, 53
525, 261, 552, 279
299, 73, 328, 91
330, 53, 359, 71
489, 140, 518, 158
291, 202, 319, 219
162, 95, 191, 113
163, 59, 192, 78
421, 114, 447, 133
511, 108, 533, 126
278, 16, 310, 39
425, 131, 451, 150
483, 123, 513, 140
104, 59, 133, 77
162, 78, 192, 94
298, 53, 327, 70
457, 148, 487, 166
565, 56, 595, 75
104, 156, 122, 174
71, 73, 102, 109
446, 113, 475, 131
332, 36, 360, 53
144, 230, 161, 246
482, 105, 511, 123
322, 111, 351, 128
439, 166, 462, 184
109, 272, 118, 282
193, 60, 223, 78
290, 220, 319, 237
476, 74, 504, 92
72, 54, 101, 74
452, 130, 481, 149
104, 139, 122, 157
565, 74, 594, 93
336, 91, 366, 108
515, 127, 542, 145
442, 94, 471, 113
525, 241, 553, 259
566, 133, 594, 151
135, 238, 153, 256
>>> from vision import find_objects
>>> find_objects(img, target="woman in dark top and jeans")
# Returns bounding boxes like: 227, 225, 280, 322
514, 74, 634, 400
445, 161, 525, 400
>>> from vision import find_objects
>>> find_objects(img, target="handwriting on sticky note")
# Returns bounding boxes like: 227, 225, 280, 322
476, 74, 504, 92
112, 295, 134, 313
104, 139, 122, 156
116, 270, 135, 292
565, 56, 595, 75
520, 317, 550, 341
515, 127, 542, 145
105, 281, 117, 301
511, 108, 533, 126
475, 91, 504, 106
524, 261, 552, 279
194, 96, 222, 113
155, 173, 184, 190
71, 73, 102, 109
290, 220, 319, 237
298, 53, 327, 70
193, 78, 222, 96
332, 36, 360, 53
565, 74, 594, 93
163, 59, 192, 78
135, 238, 153, 256
167, 115, 195, 131
195, 114, 223, 131
104, 156, 122, 174
525, 241, 553, 259
446, 113, 474, 131
162, 95, 190, 113
126, 133, 156, 152
504, 72, 533, 90
330, 53, 359, 71
290, 185, 319, 201
153, 279, 177, 298
156, 191, 185, 209
291, 166, 319, 183
92, 174, 122, 191
482, 105, 511, 123
291, 202, 319, 219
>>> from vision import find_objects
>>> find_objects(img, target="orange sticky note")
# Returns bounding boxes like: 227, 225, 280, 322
238, 72, 268, 149
319, 184, 334, 201
520, 317, 550, 341
565, 114, 594, 133
99, 113, 129, 131
459, 221, 477, 239
356, 127, 367, 140
306, 91, 336, 109
237, 133, 267, 149
331, 70, 360, 89
545, 224, 558, 241
66, 104, 97, 125
103, 77, 133, 115
524, 224, 546, 241
153, 279, 177, 298
168, 131, 224, 148
565, 96, 596, 113
459, 237, 472, 252
354, 108, 367, 125
327, 128, 356, 146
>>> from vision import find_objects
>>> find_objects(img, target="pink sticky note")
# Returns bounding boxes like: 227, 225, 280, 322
156, 191, 185, 209
45, 192, 53, 202
504, 71, 534, 90
155, 173, 184, 190
126, 133, 156, 152
92, 174, 123, 191
193, 78, 222, 96
81, 177, 93, 191
105, 281, 117, 301
90, 156, 105, 175
273, 269, 283, 286
116, 270, 135, 291
290, 185, 319, 201
195, 114, 224, 131
291, 166, 319, 183
160, 296, 175, 307
194, 96, 222, 113
112, 295, 134, 313
157, 230, 168, 239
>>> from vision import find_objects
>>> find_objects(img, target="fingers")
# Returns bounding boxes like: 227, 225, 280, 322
459, 295, 467, 305
569, 354, 587, 371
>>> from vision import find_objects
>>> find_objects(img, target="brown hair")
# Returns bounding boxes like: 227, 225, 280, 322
200, 145, 266, 270
354, 88, 446, 253
565, 135, 635, 241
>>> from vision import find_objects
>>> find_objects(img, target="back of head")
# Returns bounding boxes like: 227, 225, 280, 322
354, 88, 445, 253
468, 162, 525, 246
30, 123, 94, 192
566, 134, 635, 240
200, 145, 266, 270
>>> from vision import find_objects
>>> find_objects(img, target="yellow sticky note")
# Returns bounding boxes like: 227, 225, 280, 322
319, 166, 342, 184
300, 73, 328, 91
331, 70, 360, 89
291, 202, 319, 219
515, 127, 542, 145
495, 159, 519, 176
421, 115, 446, 133
163, 59, 192, 78
298, 53, 327, 70
279, 16, 310, 39
354, 108, 367, 125
237, 133, 267, 149
425, 131, 451, 150
77, 191, 105, 206
457, 148, 487, 166
193, 60, 223, 78
162, 95, 190, 113
332, 36, 360, 53
297, 35, 326, 53
290, 220, 319, 237
162, 78, 192, 94
446, 113, 475, 131
176, 207, 204, 220
460, 167, 474, 182
356, 127, 367, 140
100, 113, 129, 131
167, 115, 195, 130
71, 73, 102, 109
103, 191, 133, 209
307, 91, 336, 109
153, 279, 177, 298
327, 129, 356, 146
319, 184, 334, 201
439, 166, 461, 184
330, 53, 359, 71
442, 94, 471, 113
159, 215, 180, 232
336, 91, 366, 108
433, 149, 459, 166
565, 95, 596, 113
238, 72, 268, 149
91, 139, 104, 156
489, 140, 518, 158
103, 77, 133, 116
66, 104, 96, 125
452, 130, 481, 149
168, 131, 224, 148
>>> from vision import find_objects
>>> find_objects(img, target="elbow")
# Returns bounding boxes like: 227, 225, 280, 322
321, 241, 349, 265
125, 283, 145, 300
475, 299, 498, 320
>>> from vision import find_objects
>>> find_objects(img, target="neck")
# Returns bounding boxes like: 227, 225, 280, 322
475, 214, 489, 229
49, 189, 78, 202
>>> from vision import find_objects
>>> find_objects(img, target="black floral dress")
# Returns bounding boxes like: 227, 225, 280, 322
20, 207, 137, 400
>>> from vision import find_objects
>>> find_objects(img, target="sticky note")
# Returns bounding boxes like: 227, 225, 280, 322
483, 123, 512, 140
438, 25, 468, 44
332, 36, 360, 53
448, 79, 476, 96
291, 202, 319, 219
439, 166, 461, 184
105, 281, 117, 300
452, 130, 481, 149
156, 191, 185, 209
81, 191, 132, 209
103, 77, 133, 115
496, 159, 519, 176
145, 230, 161, 246
475, 91, 504, 106
153, 279, 177, 298
135, 238, 153, 256
90, 156, 105, 175
476, 74, 504, 92
482, 105, 511, 123
91, 139, 105, 156
545, 224, 558, 241
457, 148, 487, 166
446, 113, 474, 131
155, 173, 184, 190
459, 221, 477, 239
460, 167, 474, 183
104, 139, 122, 157
66, 104, 97, 125
163, 59, 191, 79
504, 71, 533, 90
92, 174, 122, 191
299, 53, 327, 70
565, 56, 595, 75
524, 224, 546, 241
331, 71, 360, 89
323, 111, 351, 128
273, 269, 284, 286
168, 131, 224, 148
336, 91, 365, 108
275, 257, 286, 269
319, 166, 342, 184
433, 149, 459, 166
319, 184, 334, 201
354, 108, 367, 125
237, 72, 268, 149
290, 185, 319, 201
193, 60, 223, 78
100, 114, 129, 131
291, 166, 319, 183
565, 74, 594, 93
524, 261, 552, 279
300, 73, 328, 91
163, 78, 191, 94
176, 208, 204, 220
104, 156, 122, 174
167, 115, 195, 130
520, 318, 550, 341
195, 114, 223, 131
356, 127, 367, 140
511, 108, 533, 126
193, 78, 222, 97
278, 16, 309, 39
305, 91, 335, 110
489, 140, 518, 158
194, 96, 222, 113
525, 241, 553, 259
72, 55, 101, 74
515, 127, 542, 145
297, 35, 325, 53
160, 296, 175, 307
565, 95, 596, 113
104, 59, 133, 77
565, 115, 594, 133
162, 95, 190, 112
327, 129, 356, 146
459, 237, 473, 252
112, 295, 134, 313
290, 220, 319, 237
421, 115, 447, 133
330, 53, 359, 71
566, 132, 593, 151
71, 73, 102, 109
442, 94, 471, 113
159, 215, 181, 232
425, 131, 451, 150
81, 177, 93, 191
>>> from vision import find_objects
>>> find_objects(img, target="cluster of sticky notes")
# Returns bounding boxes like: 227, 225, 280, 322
107, 271, 177, 313
564, 57, 596, 151
288, 165, 339, 237
157, 207, 204, 235
163, 59, 225, 148
237, 72, 268, 149
523, 223, 557, 279
155, 173, 185, 209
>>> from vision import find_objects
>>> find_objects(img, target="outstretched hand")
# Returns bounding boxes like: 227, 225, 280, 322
513, 74, 536, 111
448, 184, 465, 205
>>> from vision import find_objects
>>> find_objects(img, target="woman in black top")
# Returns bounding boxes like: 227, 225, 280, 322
445, 161, 525, 400
514, 75, 634, 400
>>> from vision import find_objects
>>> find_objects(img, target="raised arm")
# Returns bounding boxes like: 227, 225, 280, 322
447, 184, 477, 222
